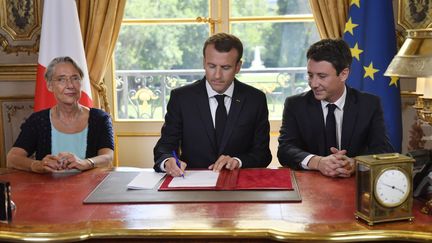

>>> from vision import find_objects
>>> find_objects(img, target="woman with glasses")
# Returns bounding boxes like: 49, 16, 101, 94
7, 56, 114, 173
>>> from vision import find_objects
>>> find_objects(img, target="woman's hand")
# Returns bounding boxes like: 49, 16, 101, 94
58, 152, 92, 171
33, 154, 63, 173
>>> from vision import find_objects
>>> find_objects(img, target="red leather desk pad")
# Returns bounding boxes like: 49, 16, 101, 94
2, 169, 432, 242
84, 169, 301, 203
159, 168, 293, 191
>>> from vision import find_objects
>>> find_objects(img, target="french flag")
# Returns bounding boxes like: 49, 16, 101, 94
34, 0, 92, 112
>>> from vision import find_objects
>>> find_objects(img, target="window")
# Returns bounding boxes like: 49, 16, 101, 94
114, 0, 319, 120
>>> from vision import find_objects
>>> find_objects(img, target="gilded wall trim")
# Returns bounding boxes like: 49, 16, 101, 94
0, 0, 41, 40
398, 0, 432, 30
0, 64, 37, 81
0, 33, 39, 55
0, 0, 41, 55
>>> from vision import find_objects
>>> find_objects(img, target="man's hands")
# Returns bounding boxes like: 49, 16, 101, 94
165, 154, 239, 177
312, 147, 355, 178
209, 155, 239, 171
165, 157, 187, 177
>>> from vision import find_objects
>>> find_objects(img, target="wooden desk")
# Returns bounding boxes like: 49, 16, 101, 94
0, 168, 430, 242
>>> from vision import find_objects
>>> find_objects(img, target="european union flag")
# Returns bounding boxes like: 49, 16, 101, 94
343, 0, 402, 152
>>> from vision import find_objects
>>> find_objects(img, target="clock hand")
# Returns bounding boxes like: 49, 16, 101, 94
381, 182, 393, 188
382, 182, 405, 194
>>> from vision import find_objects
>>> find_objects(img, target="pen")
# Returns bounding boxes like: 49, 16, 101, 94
172, 150, 184, 178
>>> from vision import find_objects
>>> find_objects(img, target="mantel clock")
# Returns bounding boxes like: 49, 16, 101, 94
354, 153, 415, 225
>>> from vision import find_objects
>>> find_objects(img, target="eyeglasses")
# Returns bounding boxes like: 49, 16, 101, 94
52, 75, 82, 85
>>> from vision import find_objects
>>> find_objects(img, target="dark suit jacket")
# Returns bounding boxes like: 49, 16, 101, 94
277, 86, 394, 170
154, 78, 272, 171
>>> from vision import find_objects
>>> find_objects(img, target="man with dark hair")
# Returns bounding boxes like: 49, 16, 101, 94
277, 39, 394, 178
154, 33, 272, 176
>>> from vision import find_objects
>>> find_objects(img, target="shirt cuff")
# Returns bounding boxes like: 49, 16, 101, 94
160, 158, 170, 172
301, 154, 315, 170
233, 157, 242, 168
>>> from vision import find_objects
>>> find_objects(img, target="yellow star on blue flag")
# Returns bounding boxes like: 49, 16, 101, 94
343, 0, 402, 152
350, 43, 363, 61
344, 18, 358, 36
363, 62, 379, 80
350, 0, 360, 8
389, 76, 399, 87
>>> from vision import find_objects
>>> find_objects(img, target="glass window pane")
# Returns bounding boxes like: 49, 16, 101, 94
232, 22, 319, 68
236, 70, 310, 120
124, 0, 208, 19
114, 1, 319, 120
115, 25, 208, 70
115, 25, 208, 119
231, 22, 319, 119
115, 71, 204, 119
231, 0, 312, 17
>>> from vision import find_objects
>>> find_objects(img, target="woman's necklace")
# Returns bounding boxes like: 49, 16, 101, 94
55, 106, 82, 127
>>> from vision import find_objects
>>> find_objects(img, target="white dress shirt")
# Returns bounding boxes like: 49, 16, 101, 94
161, 80, 241, 171
301, 86, 347, 169
205, 81, 234, 128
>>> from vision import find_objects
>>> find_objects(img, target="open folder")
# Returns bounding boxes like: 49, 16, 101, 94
159, 168, 293, 191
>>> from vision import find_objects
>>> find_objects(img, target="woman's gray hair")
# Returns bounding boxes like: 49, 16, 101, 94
44, 56, 84, 82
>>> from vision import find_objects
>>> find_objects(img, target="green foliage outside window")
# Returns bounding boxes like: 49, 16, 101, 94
114, 0, 319, 119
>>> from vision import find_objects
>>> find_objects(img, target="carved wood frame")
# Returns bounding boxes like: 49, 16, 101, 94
0, 97, 34, 168
0, 0, 41, 55
398, 0, 432, 30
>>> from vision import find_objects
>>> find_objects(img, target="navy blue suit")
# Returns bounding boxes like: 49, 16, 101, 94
154, 78, 272, 171
277, 86, 394, 169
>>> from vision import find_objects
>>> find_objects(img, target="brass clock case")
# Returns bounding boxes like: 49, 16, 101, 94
354, 153, 415, 225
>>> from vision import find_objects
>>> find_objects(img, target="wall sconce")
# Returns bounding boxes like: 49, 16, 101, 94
385, 28, 432, 124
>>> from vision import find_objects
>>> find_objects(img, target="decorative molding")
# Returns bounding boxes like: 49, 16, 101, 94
401, 91, 418, 109
0, 0, 40, 40
0, 0, 41, 55
401, 91, 420, 98
5, 104, 25, 123
0, 33, 39, 55
0, 98, 34, 168
0, 64, 37, 81
398, 0, 432, 30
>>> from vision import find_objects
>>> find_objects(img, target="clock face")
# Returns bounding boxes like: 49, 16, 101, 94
374, 168, 410, 207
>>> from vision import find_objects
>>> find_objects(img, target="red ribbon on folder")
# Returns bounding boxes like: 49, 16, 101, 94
158, 168, 293, 191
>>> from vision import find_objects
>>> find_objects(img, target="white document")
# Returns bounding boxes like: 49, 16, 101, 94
169, 170, 219, 187
127, 171, 166, 190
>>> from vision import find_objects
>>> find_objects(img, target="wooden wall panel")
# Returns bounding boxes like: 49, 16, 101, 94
0, 98, 33, 167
